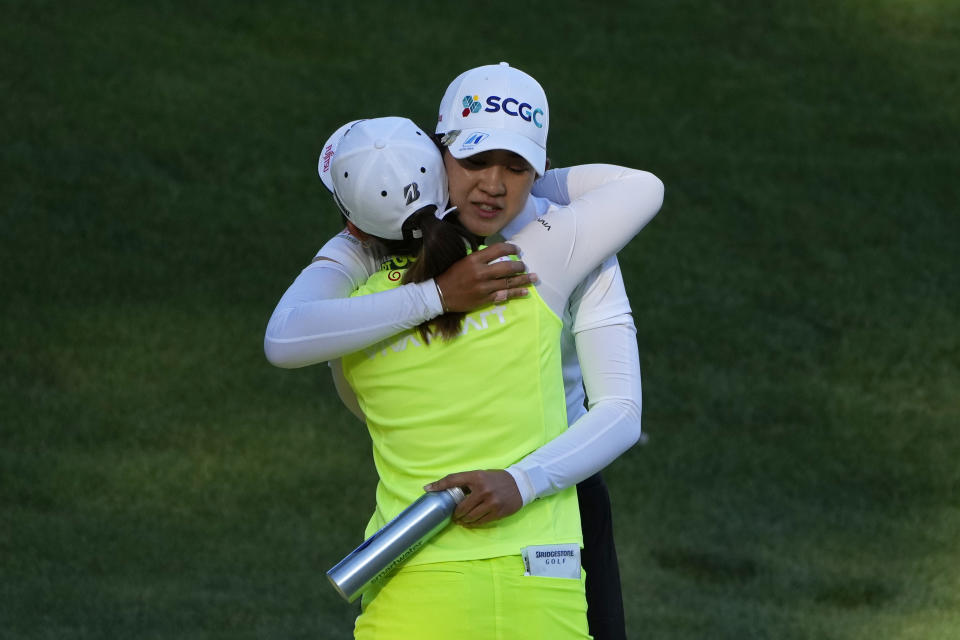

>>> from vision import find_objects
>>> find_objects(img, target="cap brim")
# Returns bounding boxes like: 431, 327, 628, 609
445, 128, 546, 176
318, 120, 364, 193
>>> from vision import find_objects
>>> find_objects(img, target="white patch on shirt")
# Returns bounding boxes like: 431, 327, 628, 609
521, 544, 581, 579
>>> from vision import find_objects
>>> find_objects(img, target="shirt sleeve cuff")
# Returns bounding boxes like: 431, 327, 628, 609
421, 279, 444, 316
505, 464, 554, 506
505, 467, 535, 506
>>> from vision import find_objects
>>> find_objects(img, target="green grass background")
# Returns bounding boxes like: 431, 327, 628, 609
3, 1, 959, 638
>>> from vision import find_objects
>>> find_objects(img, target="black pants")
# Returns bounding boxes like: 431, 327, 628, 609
577, 472, 626, 640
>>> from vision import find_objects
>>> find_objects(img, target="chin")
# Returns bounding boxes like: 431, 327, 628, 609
460, 216, 499, 238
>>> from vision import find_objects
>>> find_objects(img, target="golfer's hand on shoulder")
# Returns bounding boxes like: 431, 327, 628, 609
424, 469, 522, 527
434, 243, 537, 312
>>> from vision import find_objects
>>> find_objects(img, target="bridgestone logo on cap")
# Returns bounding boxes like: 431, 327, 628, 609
403, 183, 420, 205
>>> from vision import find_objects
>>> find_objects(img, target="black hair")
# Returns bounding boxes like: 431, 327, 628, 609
368, 206, 479, 343
428, 132, 446, 151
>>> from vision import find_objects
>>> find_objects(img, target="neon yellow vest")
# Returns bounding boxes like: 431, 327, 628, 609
342, 255, 582, 566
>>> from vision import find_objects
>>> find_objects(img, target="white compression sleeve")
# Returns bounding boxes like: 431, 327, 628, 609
506, 321, 643, 504
263, 257, 443, 367
501, 164, 660, 503
533, 165, 649, 207
568, 256, 634, 334
511, 164, 664, 317
530, 167, 571, 204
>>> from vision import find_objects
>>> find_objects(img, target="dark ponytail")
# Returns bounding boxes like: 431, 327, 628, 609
371, 207, 478, 343
404, 210, 479, 342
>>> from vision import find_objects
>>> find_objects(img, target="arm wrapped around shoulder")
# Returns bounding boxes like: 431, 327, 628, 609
506, 322, 643, 504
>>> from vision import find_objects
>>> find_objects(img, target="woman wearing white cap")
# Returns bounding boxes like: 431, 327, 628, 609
265, 63, 663, 639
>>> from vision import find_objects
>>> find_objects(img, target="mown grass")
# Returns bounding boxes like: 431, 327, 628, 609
3, 1, 959, 638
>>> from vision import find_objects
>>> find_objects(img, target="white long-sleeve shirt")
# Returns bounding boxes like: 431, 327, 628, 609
265, 164, 664, 503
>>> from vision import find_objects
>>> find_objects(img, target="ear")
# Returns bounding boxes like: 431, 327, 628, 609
544, 157, 551, 171
345, 220, 372, 241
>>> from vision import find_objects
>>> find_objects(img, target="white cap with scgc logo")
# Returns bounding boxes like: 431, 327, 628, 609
319, 117, 449, 241
436, 62, 549, 176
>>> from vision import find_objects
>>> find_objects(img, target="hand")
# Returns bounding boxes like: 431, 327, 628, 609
434, 243, 538, 313
424, 469, 523, 527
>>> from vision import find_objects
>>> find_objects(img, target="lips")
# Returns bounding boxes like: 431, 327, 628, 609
471, 201, 502, 219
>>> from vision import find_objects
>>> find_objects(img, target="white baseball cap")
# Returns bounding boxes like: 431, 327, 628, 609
436, 62, 549, 175
318, 119, 362, 194
328, 117, 448, 241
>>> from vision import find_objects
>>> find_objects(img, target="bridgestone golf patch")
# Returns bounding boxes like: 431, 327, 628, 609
521, 544, 581, 580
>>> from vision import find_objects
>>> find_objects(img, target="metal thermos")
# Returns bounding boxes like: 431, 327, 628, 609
327, 487, 466, 602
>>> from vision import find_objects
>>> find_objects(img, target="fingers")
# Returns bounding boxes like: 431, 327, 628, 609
425, 473, 486, 522
423, 471, 489, 522
489, 269, 537, 303
482, 257, 527, 279
457, 502, 496, 527
479, 251, 537, 296
425, 471, 491, 522
424, 472, 471, 493
433, 242, 537, 313
495, 271, 538, 289
472, 242, 521, 263
492, 286, 532, 303
471, 244, 535, 285
455, 495, 490, 524
428, 469, 523, 527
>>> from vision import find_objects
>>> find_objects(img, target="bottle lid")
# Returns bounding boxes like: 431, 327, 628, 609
446, 487, 466, 504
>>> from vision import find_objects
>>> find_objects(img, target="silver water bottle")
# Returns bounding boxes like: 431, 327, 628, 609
327, 487, 466, 602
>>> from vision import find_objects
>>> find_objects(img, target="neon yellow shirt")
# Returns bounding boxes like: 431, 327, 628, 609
342, 256, 582, 565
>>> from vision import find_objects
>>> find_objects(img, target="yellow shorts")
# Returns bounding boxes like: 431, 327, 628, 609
354, 555, 591, 640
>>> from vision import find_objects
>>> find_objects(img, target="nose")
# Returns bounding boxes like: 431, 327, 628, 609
477, 165, 506, 197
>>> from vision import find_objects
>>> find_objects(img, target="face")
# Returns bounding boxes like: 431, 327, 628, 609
443, 149, 536, 238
